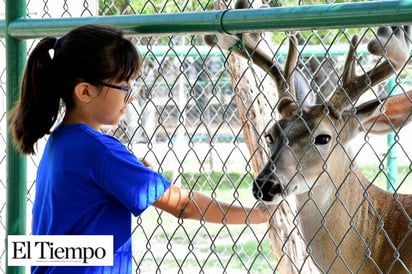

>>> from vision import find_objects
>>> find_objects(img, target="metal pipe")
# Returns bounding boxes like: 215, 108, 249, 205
5, 0, 27, 273
386, 77, 399, 192
136, 44, 375, 58
3, 0, 412, 39
5, 10, 226, 39
221, 0, 412, 33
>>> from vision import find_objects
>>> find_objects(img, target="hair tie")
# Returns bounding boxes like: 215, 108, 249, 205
48, 38, 60, 60
53, 38, 60, 49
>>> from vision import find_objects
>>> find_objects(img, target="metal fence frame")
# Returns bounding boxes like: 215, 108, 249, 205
2, 1, 412, 273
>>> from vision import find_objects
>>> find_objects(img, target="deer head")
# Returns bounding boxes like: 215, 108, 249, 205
251, 26, 411, 203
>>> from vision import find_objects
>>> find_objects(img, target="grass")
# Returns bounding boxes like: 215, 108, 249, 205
163, 170, 254, 191
205, 239, 275, 272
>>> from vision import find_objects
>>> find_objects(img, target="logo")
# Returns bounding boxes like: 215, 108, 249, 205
8, 235, 113, 266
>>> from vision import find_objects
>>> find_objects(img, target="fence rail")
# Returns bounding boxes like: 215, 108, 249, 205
2, 1, 412, 39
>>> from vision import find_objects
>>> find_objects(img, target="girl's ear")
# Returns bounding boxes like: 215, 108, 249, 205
73, 82, 98, 103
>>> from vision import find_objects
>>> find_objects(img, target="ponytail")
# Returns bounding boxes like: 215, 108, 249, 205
10, 24, 141, 155
10, 37, 61, 154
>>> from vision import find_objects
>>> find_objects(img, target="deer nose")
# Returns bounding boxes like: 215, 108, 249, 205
253, 177, 283, 202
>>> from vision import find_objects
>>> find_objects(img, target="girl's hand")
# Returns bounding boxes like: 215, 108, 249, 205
140, 158, 154, 169
253, 201, 275, 224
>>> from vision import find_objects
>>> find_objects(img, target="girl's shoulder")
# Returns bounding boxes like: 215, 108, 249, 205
52, 123, 125, 152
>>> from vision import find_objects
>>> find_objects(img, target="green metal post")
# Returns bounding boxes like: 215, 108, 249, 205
386, 77, 398, 192
5, 0, 27, 273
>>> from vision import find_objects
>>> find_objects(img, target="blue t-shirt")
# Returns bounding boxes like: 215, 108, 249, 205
31, 124, 171, 273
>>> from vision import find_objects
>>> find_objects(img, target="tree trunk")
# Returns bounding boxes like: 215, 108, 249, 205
211, 1, 320, 272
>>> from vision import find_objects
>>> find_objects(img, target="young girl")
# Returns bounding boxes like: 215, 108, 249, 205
10, 24, 272, 273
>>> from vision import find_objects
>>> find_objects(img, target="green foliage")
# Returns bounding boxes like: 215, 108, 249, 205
163, 170, 254, 191
360, 165, 412, 193
163, 165, 412, 193
100, 0, 214, 15
199, 239, 276, 271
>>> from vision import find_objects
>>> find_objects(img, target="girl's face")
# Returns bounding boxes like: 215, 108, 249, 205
87, 79, 135, 129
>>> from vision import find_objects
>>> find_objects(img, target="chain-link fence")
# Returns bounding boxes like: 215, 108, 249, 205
1, 0, 412, 273
0, 24, 6, 274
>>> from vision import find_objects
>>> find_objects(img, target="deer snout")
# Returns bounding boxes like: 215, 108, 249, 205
253, 167, 283, 202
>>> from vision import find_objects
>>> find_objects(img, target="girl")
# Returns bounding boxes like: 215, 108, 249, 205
10, 24, 272, 273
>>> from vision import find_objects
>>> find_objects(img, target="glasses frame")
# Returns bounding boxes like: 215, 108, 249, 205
90, 81, 137, 102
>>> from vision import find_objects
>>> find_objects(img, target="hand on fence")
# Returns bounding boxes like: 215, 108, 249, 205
139, 158, 154, 170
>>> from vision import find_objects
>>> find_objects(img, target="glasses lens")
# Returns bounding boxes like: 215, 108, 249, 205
125, 81, 138, 102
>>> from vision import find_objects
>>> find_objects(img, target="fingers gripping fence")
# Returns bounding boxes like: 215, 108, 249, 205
2, 0, 412, 273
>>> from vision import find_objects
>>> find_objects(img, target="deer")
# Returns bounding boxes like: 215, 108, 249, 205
206, 10, 412, 274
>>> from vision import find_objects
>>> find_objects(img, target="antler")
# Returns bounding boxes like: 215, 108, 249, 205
276, 35, 301, 116
204, 31, 310, 116
204, 32, 285, 86
328, 26, 411, 118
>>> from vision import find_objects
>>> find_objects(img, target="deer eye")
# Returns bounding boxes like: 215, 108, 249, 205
265, 134, 274, 145
314, 134, 331, 145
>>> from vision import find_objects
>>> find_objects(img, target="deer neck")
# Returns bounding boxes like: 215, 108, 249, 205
296, 156, 366, 211
294, 148, 373, 240
293, 158, 412, 272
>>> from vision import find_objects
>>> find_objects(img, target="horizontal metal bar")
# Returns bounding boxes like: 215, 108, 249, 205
137, 45, 373, 58
222, 0, 412, 33
2, 0, 412, 39
5, 11, 225, 39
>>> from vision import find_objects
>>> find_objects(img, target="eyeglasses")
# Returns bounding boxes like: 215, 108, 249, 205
91, 81, 138, 102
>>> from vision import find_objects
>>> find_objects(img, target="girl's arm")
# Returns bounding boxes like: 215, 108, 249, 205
153, 185, 272, 224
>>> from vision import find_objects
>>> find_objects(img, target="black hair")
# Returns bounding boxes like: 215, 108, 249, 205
10, 24, 141, 154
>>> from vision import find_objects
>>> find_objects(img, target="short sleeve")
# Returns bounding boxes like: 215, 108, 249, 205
94, 141, 171, 216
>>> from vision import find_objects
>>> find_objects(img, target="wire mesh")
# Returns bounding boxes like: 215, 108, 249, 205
1, 0, 412, 273
0, 37, 6, 274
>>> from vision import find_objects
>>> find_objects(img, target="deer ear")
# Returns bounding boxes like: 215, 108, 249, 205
293, 70, 314, 107
358, 90, 412, 134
